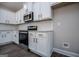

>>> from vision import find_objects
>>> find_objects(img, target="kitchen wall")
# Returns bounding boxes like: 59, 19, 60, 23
0, 24, 18, 30
53, 3, 79, 54
18, 20, 53, 31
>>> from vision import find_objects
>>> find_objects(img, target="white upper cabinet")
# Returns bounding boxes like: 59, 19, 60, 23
0, 2, 53, 24
33, 2, 52, 21
16, 2, 34, 24
23, 2, 33, 14
27, 2, 33, 12
40, 3, 52, 20
16, 8, 25, 24
33, 3, 40, 21
0, 7, 16, 24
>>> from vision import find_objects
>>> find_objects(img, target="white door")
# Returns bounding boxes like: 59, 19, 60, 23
29, 32, 37, 51
37, 32, 48, 55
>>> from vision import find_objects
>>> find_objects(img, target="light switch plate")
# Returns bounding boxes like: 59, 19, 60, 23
57, 22, 61, 26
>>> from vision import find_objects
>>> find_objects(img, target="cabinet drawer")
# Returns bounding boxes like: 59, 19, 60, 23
29, 32, 36, 38
37, 33, 47, 38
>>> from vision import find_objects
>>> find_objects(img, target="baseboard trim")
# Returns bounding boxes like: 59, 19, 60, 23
53, 48, 79, 57
0, 41, 14, 46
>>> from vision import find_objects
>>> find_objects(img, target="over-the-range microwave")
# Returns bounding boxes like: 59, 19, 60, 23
24, 12, 33, 22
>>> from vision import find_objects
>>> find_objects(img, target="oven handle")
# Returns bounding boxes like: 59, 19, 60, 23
19, 32, 28, 33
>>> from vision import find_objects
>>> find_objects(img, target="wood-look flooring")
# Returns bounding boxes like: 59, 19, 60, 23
0, 42, 67, 57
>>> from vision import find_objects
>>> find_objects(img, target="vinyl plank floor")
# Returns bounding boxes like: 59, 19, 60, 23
0, 42, 67, 57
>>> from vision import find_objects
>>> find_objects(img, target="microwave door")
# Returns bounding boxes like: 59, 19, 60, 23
24, 12, 33, 22
24, 15, 29, 21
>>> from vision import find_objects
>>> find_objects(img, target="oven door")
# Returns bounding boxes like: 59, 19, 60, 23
19, 32, 28, 46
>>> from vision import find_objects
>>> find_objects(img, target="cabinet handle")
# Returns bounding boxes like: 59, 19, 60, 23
26, 9, 28, 12
33, 38, 35, 42
15, 35, 16, 37
20, 20, 21, 22
5, 34, 6, 37
38, 14, 42, 19
8, 20, 9, 23
36, 38, 37, 43
2, 35, 3, 38
38, 14, 40, 19
40, 14, 42, 18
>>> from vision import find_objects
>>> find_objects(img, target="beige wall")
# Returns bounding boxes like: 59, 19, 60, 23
53, 3, 79, 54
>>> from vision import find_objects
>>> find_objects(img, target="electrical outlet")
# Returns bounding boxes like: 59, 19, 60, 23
62, 42, 70, 48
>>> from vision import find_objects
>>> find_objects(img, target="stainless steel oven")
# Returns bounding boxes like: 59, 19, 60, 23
24, 12, 33, 22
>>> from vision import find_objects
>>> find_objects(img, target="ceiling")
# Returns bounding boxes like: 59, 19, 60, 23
0, 2, 24, 12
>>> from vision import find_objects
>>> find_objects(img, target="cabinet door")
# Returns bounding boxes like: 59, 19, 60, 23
5, 31, 12, 42
16, 10, 21, 24
12, 31, 19, 44
0, 32, 8, 43
37, 32, 48, 55
1, 32, 6, 43
33, 3, 41, 21
0, 32, 2, 43
16, 12, 18, 23
40, 2, 52, 20
20, 8, 25, 23
29, 32, 37, 51
0, 9, 16, 24
23, 3, 28, 14
24, 2, 33, 14
16, 8, 24, 24
33, 2, 52, 21
27, 2, 33, 12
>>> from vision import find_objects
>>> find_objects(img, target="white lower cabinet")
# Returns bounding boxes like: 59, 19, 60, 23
0, 31, 12, 43
29, 32, 37, 51
12, 31, 19, 44
0, 31, 19, 44
0, 31, 5, 43
5, 31, 12, 42
29, 31, 53, 57
16, 8, 25, 24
